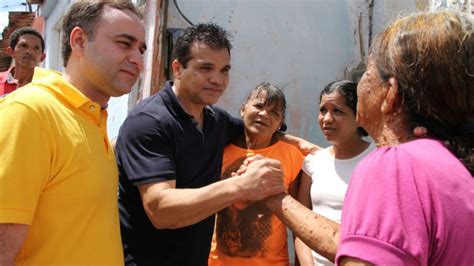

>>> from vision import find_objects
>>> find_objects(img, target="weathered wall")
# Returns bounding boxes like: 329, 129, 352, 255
167, 0, 425, 146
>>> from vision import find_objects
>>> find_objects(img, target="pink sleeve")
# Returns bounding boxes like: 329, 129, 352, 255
335, 147, 430, 265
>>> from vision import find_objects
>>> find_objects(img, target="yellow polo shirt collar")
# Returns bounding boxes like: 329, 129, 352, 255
30, 67, 104, 125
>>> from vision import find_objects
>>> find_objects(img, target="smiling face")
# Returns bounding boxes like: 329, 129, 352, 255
9, 34, 45, 70
80, 6, 146, 101
173, 42, 231, 111
241, 90, 284, 143
318, 90, 360, 145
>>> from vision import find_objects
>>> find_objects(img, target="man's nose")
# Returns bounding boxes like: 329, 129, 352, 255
209, 72, 226, 85
129, 48, 144, 72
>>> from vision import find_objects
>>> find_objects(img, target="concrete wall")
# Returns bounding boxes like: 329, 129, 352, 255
167, 0, 425, 146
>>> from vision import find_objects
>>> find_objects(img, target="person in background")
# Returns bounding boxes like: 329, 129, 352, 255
209, 83, 306, 266
0, 27, 45, 97
295, 80, 375, 266
262, 10, 474, 265
0, 1, 146, 265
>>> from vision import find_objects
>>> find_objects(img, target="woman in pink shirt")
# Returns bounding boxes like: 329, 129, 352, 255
265, 10, 474, 265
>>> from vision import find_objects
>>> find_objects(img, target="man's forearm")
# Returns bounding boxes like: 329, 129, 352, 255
140, 178, 243, 229
141, 157, 285, 229
266, 193, 339, 262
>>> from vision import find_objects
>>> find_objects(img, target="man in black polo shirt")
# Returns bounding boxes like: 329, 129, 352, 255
115, 23, 296, 265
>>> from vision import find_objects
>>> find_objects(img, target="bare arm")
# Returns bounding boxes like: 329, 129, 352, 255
265, 193, 340, 262
288, 172, 309, 265
288, 171, 302, 199
295, 238, 315, 266
139, 157, 285, 229
0, 224, 28, 266
275, 132, 321, 155
294, 172, 316, 265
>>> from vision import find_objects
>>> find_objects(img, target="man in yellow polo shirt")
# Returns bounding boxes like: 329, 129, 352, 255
0, 1, 146, 265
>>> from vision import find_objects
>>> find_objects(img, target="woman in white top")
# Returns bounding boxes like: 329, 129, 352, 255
295, 80, 375, 266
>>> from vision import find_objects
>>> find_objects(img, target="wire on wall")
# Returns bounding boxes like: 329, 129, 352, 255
172, 0, 194, 26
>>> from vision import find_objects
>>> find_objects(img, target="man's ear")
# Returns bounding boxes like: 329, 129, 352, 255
5, 47, 13, 57
381, 77, 400, 114
171, 59, 183, 80
69, 26, 88, 57
40, 53, 46, 63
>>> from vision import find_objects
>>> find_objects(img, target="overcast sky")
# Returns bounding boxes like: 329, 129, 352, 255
1, 0, 32, 35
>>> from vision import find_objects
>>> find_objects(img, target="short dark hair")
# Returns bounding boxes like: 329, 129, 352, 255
320, 80, 368, 136
9, 27, 45, 52
172, 23, 232, 68
245, 82, 287, 132
61, 0, 141, 67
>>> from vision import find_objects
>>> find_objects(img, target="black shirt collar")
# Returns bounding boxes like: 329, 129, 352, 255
161, 81, 216, 119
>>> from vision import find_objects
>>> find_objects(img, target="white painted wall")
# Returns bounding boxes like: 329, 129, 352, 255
41, 0, 68, 72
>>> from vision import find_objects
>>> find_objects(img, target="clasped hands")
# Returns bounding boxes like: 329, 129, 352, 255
231, 155, 285, 205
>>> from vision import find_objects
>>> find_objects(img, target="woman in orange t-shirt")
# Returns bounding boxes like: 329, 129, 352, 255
209, 83, 306, 266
